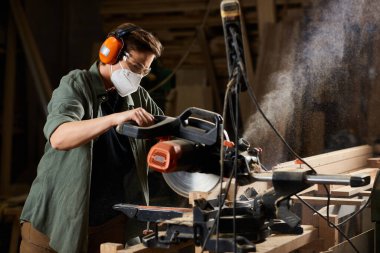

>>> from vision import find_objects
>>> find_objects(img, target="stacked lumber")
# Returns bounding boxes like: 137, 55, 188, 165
276, 145, 378, 251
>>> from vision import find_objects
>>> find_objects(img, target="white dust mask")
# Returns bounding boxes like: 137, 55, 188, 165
110, 62, 142, 97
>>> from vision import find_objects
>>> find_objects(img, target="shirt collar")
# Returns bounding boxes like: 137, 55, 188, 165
89, 61, 108, 100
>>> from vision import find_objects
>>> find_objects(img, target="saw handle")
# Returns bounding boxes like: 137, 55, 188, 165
116, 107, 223, 145
116, 115, 179, 139
177, 107, 223, 146
179, 107, 223, 125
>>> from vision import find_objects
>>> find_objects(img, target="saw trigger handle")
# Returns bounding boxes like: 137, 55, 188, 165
177, 107, 223, 146
116, 115, 178, 139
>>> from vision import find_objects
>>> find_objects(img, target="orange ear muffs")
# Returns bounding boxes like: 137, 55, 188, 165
99, 36, 123, 65
99, 26, 140, 65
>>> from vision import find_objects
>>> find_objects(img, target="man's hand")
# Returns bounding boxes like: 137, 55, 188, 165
113, 107, 155, 127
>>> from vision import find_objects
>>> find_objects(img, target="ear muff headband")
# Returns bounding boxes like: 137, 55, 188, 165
99, 26, 139, 64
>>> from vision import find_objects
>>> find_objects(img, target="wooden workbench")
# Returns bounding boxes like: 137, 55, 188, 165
100, 225, 318, 253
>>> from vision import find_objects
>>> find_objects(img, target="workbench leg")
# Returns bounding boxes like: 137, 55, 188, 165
100, 243, 124, 253
9, 218, 21, 253
315, 214, 339, 251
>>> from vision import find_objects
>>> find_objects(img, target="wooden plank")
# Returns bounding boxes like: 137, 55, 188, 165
360, 191, 371, 197
330, 168, 378, 197
300, 200, 317, 225
1, 15, 16, 197
292, 196, 366, 206
325, 229, 374, 253
188, 191, 208, 206
254, 225, 318, 253
367, 158, 380, 168
274, 145, 373, 174
331, 183, 373, 197
100, 243, 124, 253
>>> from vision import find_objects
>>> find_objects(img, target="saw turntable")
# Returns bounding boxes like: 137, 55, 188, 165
115, 107, 371, 253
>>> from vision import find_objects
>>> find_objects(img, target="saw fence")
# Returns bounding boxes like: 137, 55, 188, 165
100, 145, 377, 253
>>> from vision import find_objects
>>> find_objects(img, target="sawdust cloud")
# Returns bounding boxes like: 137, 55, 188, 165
243, 0, 380, 168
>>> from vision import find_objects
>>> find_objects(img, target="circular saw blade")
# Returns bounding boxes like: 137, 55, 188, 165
163, 171, 220, 198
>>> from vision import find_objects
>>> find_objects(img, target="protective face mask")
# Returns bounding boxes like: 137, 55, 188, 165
110, 62, 143, 97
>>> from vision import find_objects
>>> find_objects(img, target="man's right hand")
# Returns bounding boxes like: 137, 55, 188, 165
113, 107, 155, 127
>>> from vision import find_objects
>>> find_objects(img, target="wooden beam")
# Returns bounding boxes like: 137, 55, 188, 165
314, 214, 339, 250
257, 0, 276, 40
10, 0, 53, 114
239, 0, 257, 126
100, 243, 124, 253
1, 16, 16, 197
196, 26, 222, 113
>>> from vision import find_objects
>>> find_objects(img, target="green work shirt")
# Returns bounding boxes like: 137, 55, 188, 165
20, 61, 163, 253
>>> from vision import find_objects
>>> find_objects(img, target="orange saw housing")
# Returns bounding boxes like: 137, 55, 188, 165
147, 139, 199, 173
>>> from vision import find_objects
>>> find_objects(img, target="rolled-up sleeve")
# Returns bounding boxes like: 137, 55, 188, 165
43, 76, 86, 141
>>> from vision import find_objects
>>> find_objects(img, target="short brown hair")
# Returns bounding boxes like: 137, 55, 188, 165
110, 23, 163, 57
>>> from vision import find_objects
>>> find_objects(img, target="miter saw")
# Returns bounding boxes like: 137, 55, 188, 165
115, 107, 371, 252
